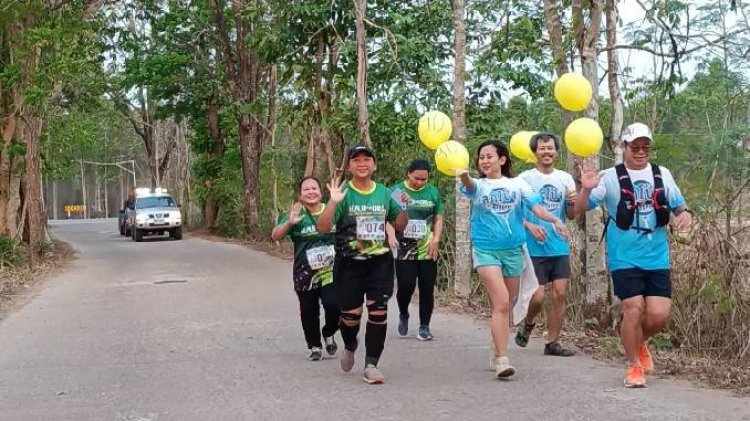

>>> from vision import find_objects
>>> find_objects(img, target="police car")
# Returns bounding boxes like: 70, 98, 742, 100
128, 188, 183, 242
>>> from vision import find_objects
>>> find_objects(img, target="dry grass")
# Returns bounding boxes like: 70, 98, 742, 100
0, 240, 75, 319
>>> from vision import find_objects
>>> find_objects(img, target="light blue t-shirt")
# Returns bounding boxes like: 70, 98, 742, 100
588, 163, 686, 271
460, 177, 543, 251
519, 169, 576, 257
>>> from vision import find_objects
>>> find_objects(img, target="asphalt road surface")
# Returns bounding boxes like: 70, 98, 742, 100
0, 219, 747, 421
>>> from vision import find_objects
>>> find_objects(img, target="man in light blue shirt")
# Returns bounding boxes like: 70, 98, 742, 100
575, 123, 692, 388
515, 133, 578, 357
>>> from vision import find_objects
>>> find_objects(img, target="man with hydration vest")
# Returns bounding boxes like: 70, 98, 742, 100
574, 122, 692, 388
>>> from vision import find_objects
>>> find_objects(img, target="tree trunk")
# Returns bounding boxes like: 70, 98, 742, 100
576, 0, 609, 319
24, 115, 45, 265
354, 0, 371, 147
543, 0, 576, 129
605, 0, 624, 164
211, 0, 265, 240
204, 102, 224, 231
452, 0, 472, 297
52, 178, 59, 220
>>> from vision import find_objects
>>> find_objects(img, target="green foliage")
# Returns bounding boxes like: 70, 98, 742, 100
0, 238, 25, 267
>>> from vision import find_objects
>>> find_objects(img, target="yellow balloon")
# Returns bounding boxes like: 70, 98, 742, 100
434, 140, 470, 176
564, 117, 603, 157
554, 73, 593, 112
509, 131, 538, 163
418, 111, 453, 149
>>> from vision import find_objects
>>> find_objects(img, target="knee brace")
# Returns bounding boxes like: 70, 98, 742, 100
367, 302, 388, 324
340, 312, 362, 325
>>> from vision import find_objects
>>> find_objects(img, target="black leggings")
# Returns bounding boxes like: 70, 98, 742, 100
296, 284, 340, 349
395, 259, 437, 326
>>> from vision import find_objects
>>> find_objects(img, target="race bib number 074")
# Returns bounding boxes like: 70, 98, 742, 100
356, 216, 386, 241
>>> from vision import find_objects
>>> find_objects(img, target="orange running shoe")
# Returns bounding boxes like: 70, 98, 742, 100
639, 342, 654, 374
624, 365, 647, 388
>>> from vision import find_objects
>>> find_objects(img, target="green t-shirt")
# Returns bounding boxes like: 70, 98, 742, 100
278, 204, 335, 291
392, 181, 443, 260
333, 181, 401, 259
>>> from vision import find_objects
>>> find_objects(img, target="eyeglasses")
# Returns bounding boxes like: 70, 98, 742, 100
628, 145, 652, 153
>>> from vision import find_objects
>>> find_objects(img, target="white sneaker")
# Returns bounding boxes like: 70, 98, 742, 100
363, 364, 385, 384
494, 356, 515, 379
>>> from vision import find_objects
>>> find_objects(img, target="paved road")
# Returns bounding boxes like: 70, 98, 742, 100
0, 220, 747, 421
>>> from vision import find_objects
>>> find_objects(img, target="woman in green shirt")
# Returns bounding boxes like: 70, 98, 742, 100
271, 176, 340, 361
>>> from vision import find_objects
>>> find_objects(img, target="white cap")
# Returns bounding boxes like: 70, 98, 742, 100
622, 122, 653, 143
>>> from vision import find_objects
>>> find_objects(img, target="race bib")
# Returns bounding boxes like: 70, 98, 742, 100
306, 245, 335, 270
356, 216, 386, 241
403, 219, 427, 239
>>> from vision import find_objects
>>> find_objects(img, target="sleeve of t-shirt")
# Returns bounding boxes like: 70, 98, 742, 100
459, 178, 479, 199
661, 167, 687, 210
433, 186, 444, 215
587, 171, 608, 210
518, 178, 543, 207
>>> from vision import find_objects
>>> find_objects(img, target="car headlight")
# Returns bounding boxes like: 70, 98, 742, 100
136, 213, 148, 223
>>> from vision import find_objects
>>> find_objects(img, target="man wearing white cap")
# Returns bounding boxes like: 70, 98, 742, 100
574, 123, 692, 388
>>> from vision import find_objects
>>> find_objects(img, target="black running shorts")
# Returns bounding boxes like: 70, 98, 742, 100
333, 253, 394, 311
611, 268, 672, 300
530, 255, 571, 285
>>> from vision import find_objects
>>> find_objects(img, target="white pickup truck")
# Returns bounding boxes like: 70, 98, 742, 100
128, 188, 182, 242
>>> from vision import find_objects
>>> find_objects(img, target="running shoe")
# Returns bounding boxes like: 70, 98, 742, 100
398, 314, 409, 337
416, 325, 434, 341
494, 356, 516, 379
340, 348, 355, 372
363, 364, 385, 384
639, 342, 654, 374
308, 347, 323, 361
544, 341, 576, 357
514, 321, 535, 347
324, 336, 338, 356
624, 365, 647, 388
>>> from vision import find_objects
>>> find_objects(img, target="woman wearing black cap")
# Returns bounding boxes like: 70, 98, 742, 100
386, 159, 443, 341
317, 144, 410, 384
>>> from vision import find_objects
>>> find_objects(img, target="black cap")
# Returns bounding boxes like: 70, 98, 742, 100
348, 145, 376, 160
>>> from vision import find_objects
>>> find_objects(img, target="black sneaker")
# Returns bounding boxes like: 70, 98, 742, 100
514, 321, 535, 347
309, 347, 323, 361
416, 325, 434, 341
397, 314, 408, 337
544, 341, 576, 357
324, 336, 338, 356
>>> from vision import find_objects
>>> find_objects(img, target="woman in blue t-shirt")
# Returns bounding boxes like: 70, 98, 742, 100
457, 139, 567, 379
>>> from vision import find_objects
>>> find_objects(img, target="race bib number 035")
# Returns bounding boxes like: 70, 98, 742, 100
403, 219, 427, 239
356, 216, 386, 241
306, 245, 335, 270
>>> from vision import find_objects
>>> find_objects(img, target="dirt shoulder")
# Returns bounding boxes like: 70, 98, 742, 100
0, 240, 75, 322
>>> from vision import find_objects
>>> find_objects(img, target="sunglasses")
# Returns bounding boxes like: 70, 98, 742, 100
628, 145, 652, 153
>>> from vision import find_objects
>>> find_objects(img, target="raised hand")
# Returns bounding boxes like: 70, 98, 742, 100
578, 158, 601, 190
288, 202, 303, 225
326, 177, 347, 203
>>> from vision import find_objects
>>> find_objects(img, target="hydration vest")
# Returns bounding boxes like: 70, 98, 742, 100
613, 164, 670, 234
